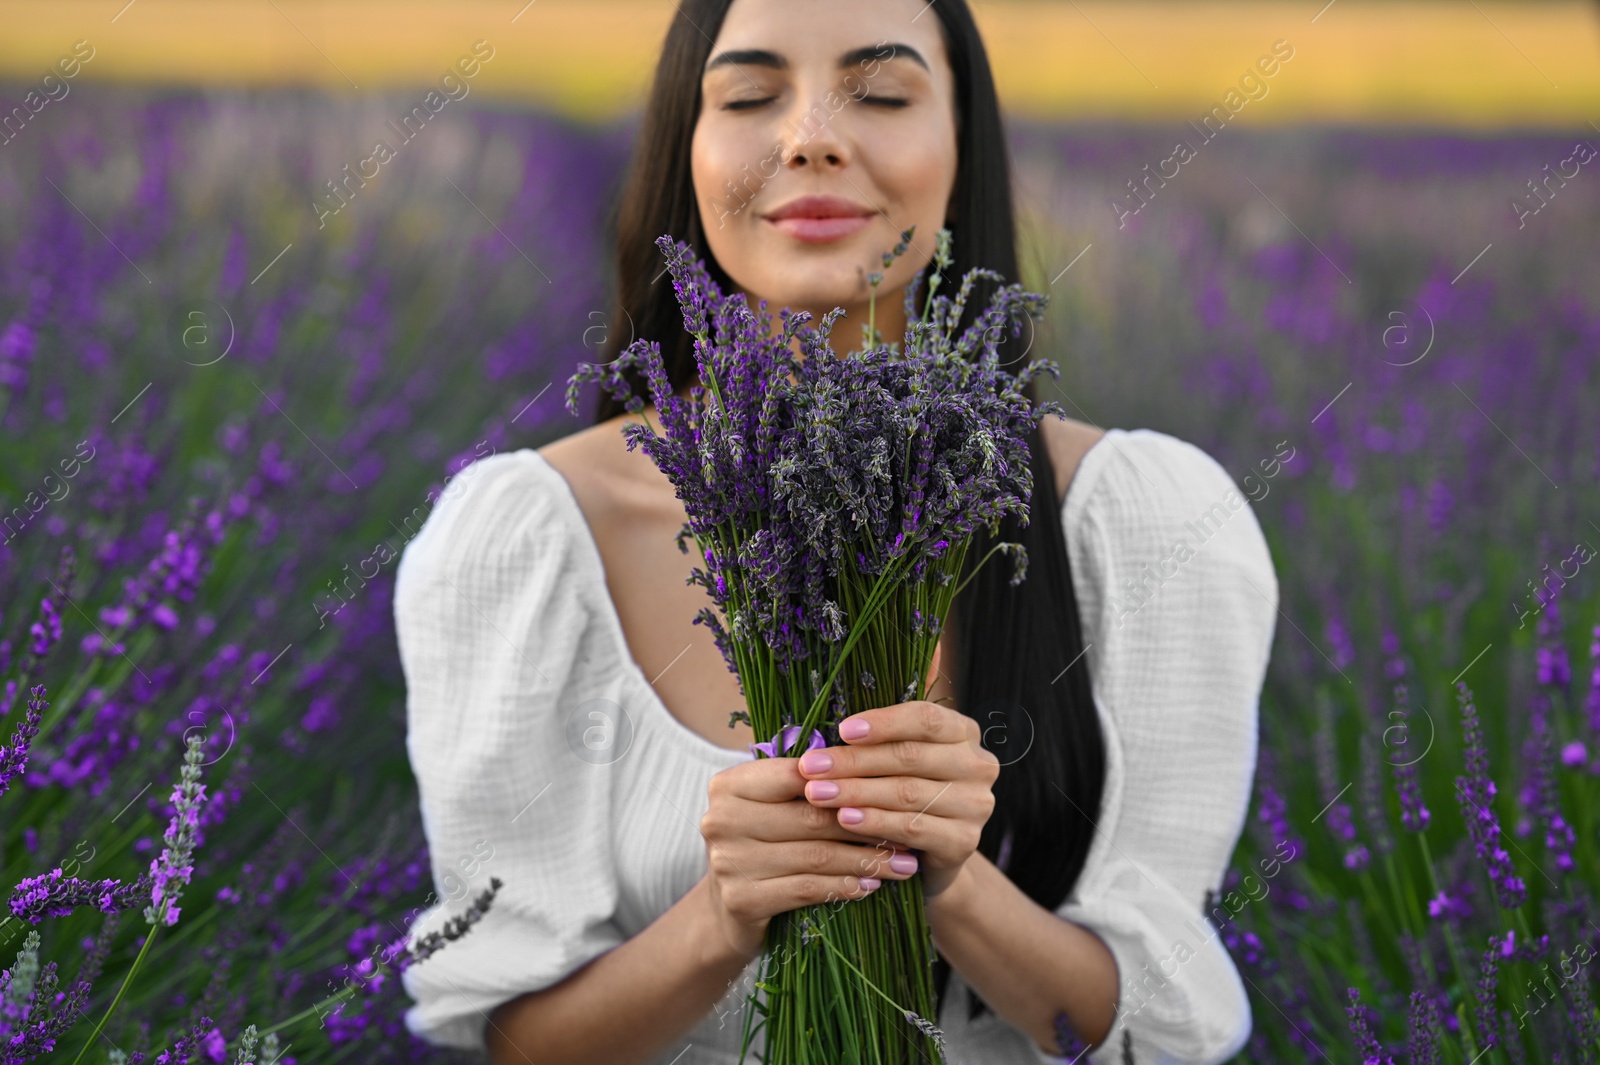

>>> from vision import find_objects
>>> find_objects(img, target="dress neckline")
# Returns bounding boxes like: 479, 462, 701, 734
522, 448, 751, 763
519, 425, 1127, 763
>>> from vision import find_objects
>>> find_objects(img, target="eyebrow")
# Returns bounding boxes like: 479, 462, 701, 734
704, 42, 929, 76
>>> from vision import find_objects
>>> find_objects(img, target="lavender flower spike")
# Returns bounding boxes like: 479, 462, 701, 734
231, 1023, 258, 1064
1, 930, 42, 1029
382, 876, 504, 973
144, 732, 210, 927
9, 869, 152, 924
0, 684, 48, 798
1389, 684, 1430, 831
748, 725, 827, 761
1452, 682, 1526, 910
1345, 987, 1396, 1065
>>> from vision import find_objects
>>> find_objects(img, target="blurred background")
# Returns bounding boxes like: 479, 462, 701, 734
0, 1, 1598, 1062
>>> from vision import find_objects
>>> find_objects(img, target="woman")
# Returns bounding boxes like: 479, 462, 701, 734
392, 1, 1279, 1062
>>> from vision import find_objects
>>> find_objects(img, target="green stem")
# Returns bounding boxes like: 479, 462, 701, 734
255, 982, 360, 1038
813, 924, 914, 1017
948, 540, 1010, 600
795, 553, 912, 733
67, 906, 165, 1065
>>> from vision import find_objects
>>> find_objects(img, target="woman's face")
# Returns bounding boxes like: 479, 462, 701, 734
691, 0, 959, 343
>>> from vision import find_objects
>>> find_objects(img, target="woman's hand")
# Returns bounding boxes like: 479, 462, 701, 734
797, 644, 1001, 899
699, 752, 923, 962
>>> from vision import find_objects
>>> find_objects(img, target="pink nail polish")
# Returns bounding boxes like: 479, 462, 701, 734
859, 877, 881, 890
800, 751, 833, 774
808, 780, 840, 800
840, 718, 871, 740
838, 807, 865, 825
889, 854, 918, 875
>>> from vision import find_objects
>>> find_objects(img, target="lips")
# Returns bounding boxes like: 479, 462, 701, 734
762, 195, 877, 244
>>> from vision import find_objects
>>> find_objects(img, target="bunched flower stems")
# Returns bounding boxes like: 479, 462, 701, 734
568, 226, 1059, 1063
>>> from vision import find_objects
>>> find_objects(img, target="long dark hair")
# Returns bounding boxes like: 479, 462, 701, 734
591, 0, 1106, 1033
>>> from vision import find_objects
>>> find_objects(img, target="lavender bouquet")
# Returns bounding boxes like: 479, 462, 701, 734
567, 226, 1061, 1063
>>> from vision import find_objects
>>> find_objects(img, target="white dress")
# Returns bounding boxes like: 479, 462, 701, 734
392, 427, 1279, 1065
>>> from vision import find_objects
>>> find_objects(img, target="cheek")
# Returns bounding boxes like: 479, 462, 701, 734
869, 122, 956, 215
693, 117, 775, 200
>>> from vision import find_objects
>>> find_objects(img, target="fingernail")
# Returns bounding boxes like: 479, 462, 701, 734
800, 751, 833, 774
807, 780, 840, 800
859, 877, 881, 891
889, 854, 918, 874
840, 718, 871, 740
838, 807, 865, 825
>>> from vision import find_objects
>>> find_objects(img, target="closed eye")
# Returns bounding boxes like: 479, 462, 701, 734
723, 96, 910, 111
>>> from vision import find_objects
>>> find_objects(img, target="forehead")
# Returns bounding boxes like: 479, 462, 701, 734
704, 0, 948, 76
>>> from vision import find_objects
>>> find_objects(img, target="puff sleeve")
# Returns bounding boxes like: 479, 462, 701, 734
393, 450, 626, 1050
1045, 431, 1279, 1065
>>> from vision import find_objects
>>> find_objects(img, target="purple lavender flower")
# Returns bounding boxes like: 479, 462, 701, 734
0, 910, 120, 1059
1405, 989, 1441, 1065
1317, 709, 1369, 871
144, 732, 210, 927
28, 597, 61, 658
1453, 682, 1526, 909
1474, 936, 1502, 1050
1586, 624, 1600, 758
1388, 684, 1430, 831
566, 226, 1055, 722
1253, 776, 1304, 860
1357, 729, 1394, 859
379, 876, 502, 974
748, 725, 827, 761
1426, 890, 1469, 921
0, 684, 47, 797
1346, 987, 1396, 1065
1533, 588, 1570, 688
152, 1015, 216, 1065
0, 319, 36, 392
1567, 945, 1600, 1049
9, 868, 152, 924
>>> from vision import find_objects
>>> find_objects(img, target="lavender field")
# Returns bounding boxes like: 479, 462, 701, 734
1, 87, 1597, 1062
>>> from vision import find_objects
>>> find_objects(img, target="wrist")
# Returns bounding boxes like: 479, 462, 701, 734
925, 855, 981, 926
691, 875, 763, 971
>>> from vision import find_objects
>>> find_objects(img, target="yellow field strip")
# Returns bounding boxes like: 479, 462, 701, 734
0, 0, 1595, 127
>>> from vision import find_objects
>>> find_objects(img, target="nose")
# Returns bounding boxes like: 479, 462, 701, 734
778, 93, 849, 171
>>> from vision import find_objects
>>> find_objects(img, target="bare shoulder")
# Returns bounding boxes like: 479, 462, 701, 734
1038, 413, 1107, 507
536, 414, 678, 526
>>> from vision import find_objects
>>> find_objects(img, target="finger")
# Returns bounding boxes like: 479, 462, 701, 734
747, 796, 920, 849
831, 699, 980, 751
799, 732, 993, 783
803, 774, 990, 820
714, 837, 921, 882
832, 804, 972, 855
711, 757, 808, 804
723, 872, 885, 917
